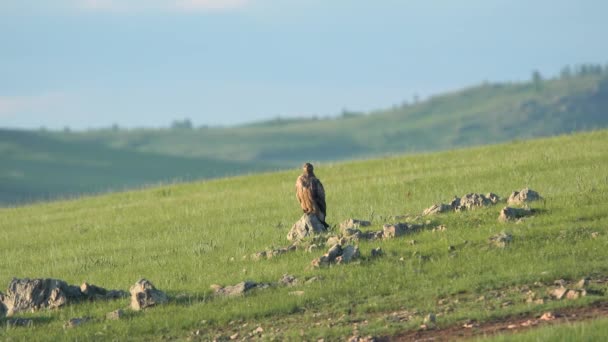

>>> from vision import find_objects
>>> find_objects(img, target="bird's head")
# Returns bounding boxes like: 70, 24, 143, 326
302, 162, 314, 174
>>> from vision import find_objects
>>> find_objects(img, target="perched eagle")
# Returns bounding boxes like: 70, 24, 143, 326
295, 162, 329, 228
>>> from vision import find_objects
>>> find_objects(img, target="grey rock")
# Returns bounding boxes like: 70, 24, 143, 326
2, 278, 82, 316
213, 281, 265, 297
498, 206, 533, 222
371, 247, 384, 257
489, 232, 513, 248
340, 219, 371, 231
486, 193, 501, 204
457, 193, 492, 211
80, 282, 128, 300
383, 223, 411, 239
422, 203, 451, 216
64, 317, 90, 329
129, 279, 168, 310
339, 245, 360, 264
278, 274, 298, 287
106, 309, 125, 320
6, 318, 34, 327
287, 213, 328, 242
507, 188, 542, 205
326, 244, 343, 262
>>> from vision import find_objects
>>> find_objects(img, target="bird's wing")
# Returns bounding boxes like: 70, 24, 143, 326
311, 178, 327, 216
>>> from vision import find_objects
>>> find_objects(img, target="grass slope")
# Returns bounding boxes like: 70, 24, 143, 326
0, 129, 275, 206
2, 72, 608, 206
1, 130, 607, 340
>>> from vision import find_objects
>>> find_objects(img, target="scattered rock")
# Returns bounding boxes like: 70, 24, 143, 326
371, 247, 383, 258
80, 282, 128, 300
488, 232, 513, 248
383, 223, 415, 238
422, 203, 451, 216
311, 244, 360, 267
591, 232, 600, 238
498, 206, 533, 222
213, 281, 271, 297
424, 192, 500, 215
106, 309, 124, 320
287, 214, 328, 242
129, 279, 168, 310
340, 219, 371, 230
64, 317, 90, 329
423, 313, 436, 324
230, 332, 240, 340
575, 278, 589, 289
456, 193, 492, 211
432, 225, 447, 232
2, 278, 82, 316
507, 188, 542, 206
6, 318, 34, 327
549, 287, 568, 300
540, 312, 556, 321
278, 274, 298, 287
338, 245, 360, 264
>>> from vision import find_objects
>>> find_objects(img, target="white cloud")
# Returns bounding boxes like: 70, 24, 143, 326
77, 0, 251, 12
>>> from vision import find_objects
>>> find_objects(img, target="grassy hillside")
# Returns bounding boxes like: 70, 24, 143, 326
2, 71, 607, 205
1, 130, 607, 340
0, 129, 275, 205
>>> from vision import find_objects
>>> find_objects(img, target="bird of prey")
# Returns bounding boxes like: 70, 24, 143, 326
295, 162, 329, 228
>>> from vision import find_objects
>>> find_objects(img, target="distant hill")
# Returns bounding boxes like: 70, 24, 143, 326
2, 69, 608, 205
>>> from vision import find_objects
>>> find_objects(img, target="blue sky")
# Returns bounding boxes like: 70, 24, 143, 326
1, 0, 607, 130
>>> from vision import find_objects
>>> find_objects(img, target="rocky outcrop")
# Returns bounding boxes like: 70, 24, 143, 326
423, 192, 501, 215
129, 279, 168, 310
1, 278, 82, 316
507, 188, 541, 206
287, 214, 328, 242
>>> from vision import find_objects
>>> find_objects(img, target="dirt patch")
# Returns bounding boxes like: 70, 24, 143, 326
390, 300, 608, 341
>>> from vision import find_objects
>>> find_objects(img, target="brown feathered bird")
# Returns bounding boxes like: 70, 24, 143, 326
295, 162, 329, 228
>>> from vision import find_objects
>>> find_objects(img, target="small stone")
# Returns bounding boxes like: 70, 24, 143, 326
289, 291, 305, 296
575, 278, 589, 289
422, 203, 451, 216
64, 317, 90, 329
254, 326, 264, 334
383, 223, 411, 238
540, 312, 555, 321
507, 324, 518, 329
507, 188, 541, 205
550, 287, 568, 300
339, 245, 360, 264
498, 207, 533, 222
591, 232, 600, 238
106, 309, 124, 320
6, 318, 34, 327
371, 247, 383, 257
423, 313, 436, 324
566, 290, 580, 300
230, 332, 239, 340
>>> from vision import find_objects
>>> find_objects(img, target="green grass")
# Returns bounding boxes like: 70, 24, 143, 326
3, 72, 608, 205
484, 317, 608, 341
1, 129, 608, 341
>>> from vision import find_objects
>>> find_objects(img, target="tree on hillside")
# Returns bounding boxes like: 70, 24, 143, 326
532, 70, 543, 91
171, 118, 193, 130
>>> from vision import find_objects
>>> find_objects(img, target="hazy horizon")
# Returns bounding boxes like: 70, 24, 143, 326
2, 0, 607, 130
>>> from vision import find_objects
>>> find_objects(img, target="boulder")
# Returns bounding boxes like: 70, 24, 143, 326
2, 278, 82, 316
129, 279, 168, 310
383, 223, 411, 239
287, 214, 328, 242
457, 193, 492, 211
498, 207, 533, 222
507, 188, 542, 206
311, 244, 359, 267
422, 203, 451, 216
